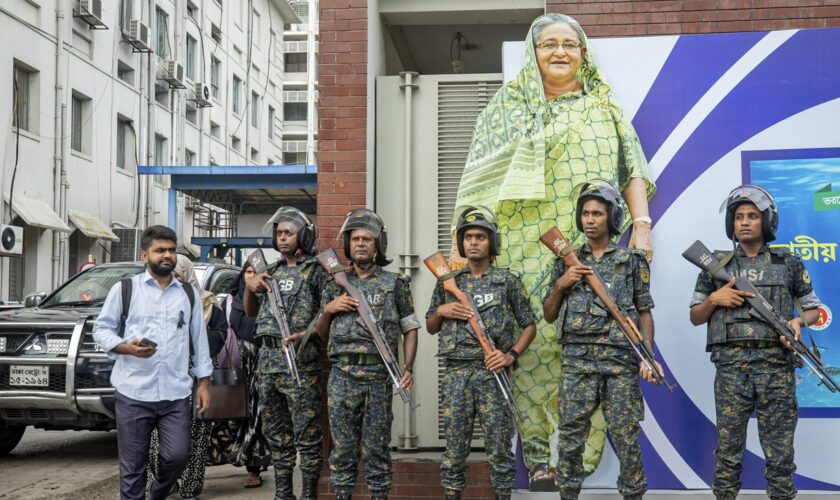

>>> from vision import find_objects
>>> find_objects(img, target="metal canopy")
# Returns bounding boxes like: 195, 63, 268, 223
7, 194, 72, 233
137, 165, 318, 214
68, 210, 120, 242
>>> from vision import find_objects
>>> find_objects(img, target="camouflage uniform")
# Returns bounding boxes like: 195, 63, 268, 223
255, 256, 326, 485
322, 267, 421, 498
427, 266, 536, 496
547, 242, 654, 499
691, 245, 820, 500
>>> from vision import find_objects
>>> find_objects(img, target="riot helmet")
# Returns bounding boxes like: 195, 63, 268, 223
719, 184, 778, 242
338, 208, 391, 266
262, 206, 316, 254
454, 205, 500, 258
572, 178, 625, 236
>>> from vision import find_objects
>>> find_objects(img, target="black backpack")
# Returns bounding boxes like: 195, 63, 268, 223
117, 277, 196, 351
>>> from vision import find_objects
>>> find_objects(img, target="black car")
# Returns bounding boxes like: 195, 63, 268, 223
0, 261, 239, 455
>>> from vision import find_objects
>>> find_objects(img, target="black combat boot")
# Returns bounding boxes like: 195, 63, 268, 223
495, 489, 511, 500
334, 488, 352, 500
444, 489, 462, 500
369, 489, 388, 500
300, 476, 318, 500
273, 473, 295, 500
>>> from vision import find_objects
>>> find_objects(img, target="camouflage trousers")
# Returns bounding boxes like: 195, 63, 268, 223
327, 366, 394, 495
713, 366, 797, 500
440, 359, 516, 494
257, 370, 323, 479
556, 345, 646, 499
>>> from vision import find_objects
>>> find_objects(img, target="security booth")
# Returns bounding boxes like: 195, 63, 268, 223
137, 164, 317, 263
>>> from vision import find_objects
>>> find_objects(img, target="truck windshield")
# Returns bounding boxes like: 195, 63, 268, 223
41, 266, 144, 307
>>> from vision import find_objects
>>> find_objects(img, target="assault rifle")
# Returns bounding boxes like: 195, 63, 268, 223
539, 227, 675, 391
423, 252, 525, 423
247, 249, 302, 387
315, 248, 418, 410
682, 240, 840, 393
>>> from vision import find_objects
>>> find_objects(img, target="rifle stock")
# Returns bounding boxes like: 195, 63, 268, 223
540, 227, 675, 392
682, 240, 840, 393
316, 249, 418, 409
423, 252, 525, 422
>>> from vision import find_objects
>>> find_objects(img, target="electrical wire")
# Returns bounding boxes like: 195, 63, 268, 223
7, 78, 22, 226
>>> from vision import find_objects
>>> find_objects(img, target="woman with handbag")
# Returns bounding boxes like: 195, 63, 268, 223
206, 262, 272, 489
146, 255, 228, 500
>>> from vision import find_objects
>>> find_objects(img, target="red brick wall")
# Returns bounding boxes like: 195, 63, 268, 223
317, 0, 369, 252
545, 1, 840, 36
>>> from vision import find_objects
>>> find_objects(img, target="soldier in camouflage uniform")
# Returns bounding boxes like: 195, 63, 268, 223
243, 207, 325, 500
315, 209, 420, 500
427, 206, 537, 500
543, 180, 661, 500
689, 185, 821, 500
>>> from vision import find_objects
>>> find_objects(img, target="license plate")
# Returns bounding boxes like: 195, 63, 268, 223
9, 365, 49, 387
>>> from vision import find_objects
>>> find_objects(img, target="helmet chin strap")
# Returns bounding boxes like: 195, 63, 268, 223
354, 251, 378, 271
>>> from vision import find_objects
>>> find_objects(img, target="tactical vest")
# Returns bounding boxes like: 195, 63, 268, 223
706, 249, 794, 350
559, 246, 640, 347
437, 268, 518, 359
329, 270, 404, 358
254, 257, 321, 365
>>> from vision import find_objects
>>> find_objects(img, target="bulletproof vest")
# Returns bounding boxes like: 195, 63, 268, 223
559, 246, 639, 347
706, 249, 794, 349
254, 257, 321, 364
329, 269, 403, 357
437, 268, 517, 359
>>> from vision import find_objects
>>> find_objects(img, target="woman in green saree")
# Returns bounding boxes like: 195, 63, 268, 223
454, 14, 656, 491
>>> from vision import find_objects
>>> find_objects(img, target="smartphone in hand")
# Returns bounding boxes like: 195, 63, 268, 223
139, 337, 158, 349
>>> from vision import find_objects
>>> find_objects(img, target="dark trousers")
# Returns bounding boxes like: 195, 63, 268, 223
115, 391, 191, 500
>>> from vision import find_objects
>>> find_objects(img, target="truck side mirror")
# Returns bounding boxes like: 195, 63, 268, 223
23, 292, 47, 308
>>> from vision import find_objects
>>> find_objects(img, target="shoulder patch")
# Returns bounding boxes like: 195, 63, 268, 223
640, 267, 650, 284
769, 246, 792, 256
803, 269, 811, 284
631, 248, 647, 258
490, 267, 508, 284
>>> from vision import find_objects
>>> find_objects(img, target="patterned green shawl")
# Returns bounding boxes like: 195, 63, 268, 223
455, 15, 654, 214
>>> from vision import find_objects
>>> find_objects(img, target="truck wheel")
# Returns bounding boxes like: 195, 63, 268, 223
0, 420, 26, 455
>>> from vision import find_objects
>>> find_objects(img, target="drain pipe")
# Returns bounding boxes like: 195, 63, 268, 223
51, 4, 67, 288
398, 71, 419, 450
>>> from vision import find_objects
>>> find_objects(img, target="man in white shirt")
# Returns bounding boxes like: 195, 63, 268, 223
94, 225, 212, 500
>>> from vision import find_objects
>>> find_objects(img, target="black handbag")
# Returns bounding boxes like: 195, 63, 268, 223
193, 334, 248, 421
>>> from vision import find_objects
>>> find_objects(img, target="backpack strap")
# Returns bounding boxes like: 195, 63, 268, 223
118, 278, 133, 338
182, 284, 197, 357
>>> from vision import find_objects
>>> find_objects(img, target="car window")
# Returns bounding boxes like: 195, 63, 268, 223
41, 266, 144, 307
210, 270, 238, 294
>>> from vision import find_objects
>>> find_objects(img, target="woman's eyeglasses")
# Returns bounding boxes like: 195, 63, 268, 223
535, 41, 582, 53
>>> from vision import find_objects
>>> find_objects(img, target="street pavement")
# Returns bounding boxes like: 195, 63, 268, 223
0, 428, 284, 499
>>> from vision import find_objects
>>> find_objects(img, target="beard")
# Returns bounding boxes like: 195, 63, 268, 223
149, 259, 175, 276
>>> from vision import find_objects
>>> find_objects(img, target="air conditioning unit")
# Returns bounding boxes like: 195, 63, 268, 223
0, 225, 23, 257
126, 20, 152, 53
192, 83, 212, 108
75, 0, 108, 29
111, 228, 142, 262
159, 60, 186, 89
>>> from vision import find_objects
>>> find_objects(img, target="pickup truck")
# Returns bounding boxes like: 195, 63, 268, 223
0, 261, 239, 455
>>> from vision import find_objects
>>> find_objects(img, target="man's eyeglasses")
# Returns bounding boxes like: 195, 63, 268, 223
535, 41, 583, 53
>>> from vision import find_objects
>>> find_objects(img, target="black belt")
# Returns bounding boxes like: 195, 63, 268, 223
261, 337, 285, 349
334, 353, 382, 365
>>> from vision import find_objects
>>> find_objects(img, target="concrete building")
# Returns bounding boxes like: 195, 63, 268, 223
0, 0, 314, 301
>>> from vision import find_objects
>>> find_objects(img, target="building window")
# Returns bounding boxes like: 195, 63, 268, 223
251, 92, 259, 128
117, 60, 135, 85
210, 121, 221, 139
236, 0, 244, 27
231, 135, 241, 152
268, 106, 275, 139
71, 92, 91, 154
12, 62, 37, 133
154, 134, 168, 184
283, 152, 307, 165
284, 102, 307, 121
210, 56, 220, 99
291, 1, 308, 23
232, 75, 241, 114
116, 116, 134, 170
119, 0, 134, 32
267, 157, 274, 165
186, 35, 197, 81
284, 53, 306, 73
186, 106, 197, 124
155, 8, 168, 58
250, 147, 259, 163
185, 149, 196, 165
186, 1, 198, 20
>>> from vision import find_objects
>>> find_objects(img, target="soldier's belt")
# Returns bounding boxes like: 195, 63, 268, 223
334, 353, 383, 365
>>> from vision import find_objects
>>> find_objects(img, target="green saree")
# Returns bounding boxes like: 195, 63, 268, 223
454, 15, 655, 474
